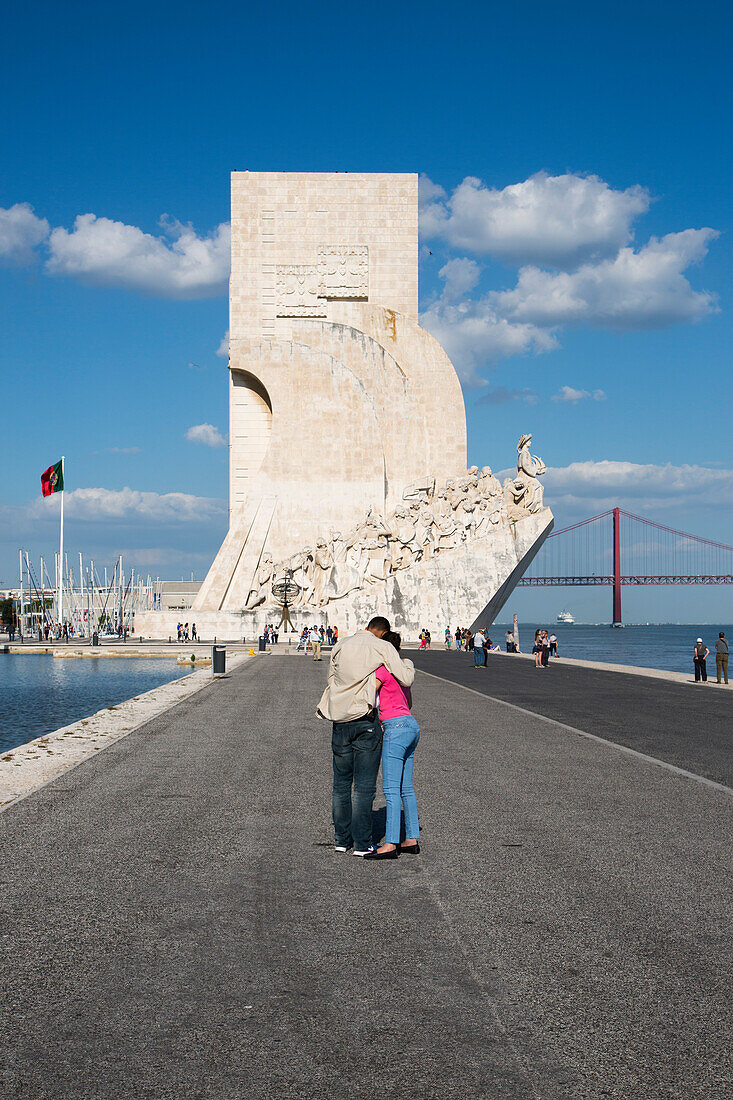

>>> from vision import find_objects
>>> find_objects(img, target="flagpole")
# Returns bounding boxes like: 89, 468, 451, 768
58, 456, 65, 629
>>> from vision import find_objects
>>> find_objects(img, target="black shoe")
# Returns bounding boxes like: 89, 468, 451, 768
364, 847, 398, 860
399, 842, 420, 855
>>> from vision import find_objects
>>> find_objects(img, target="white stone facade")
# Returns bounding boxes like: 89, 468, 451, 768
135, 172, 554, 640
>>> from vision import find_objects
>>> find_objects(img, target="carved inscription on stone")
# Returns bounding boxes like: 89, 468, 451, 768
317, 245, 369, 300
276, 264, 327, 317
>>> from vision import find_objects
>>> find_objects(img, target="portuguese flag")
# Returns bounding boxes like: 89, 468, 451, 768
41, 459, 64, 497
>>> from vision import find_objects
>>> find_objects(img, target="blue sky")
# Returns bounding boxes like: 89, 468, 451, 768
1, 0, 731, 621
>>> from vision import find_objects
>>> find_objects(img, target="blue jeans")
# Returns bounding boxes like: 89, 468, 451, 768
381, 716, 420, 844
332, 715, 382, 851
474, 646, 485, 667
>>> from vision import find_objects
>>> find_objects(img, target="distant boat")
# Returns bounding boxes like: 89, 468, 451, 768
557, 610, 575, 624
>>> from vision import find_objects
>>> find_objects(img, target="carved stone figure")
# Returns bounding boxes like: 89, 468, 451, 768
517, 433, 546, 480
402, 476, 436, 502
326, 531, 362, 600
288, 547, 314, 606
311, 539, 333, 606
354, 510, 391, 585
245, 554, 274, 610
504, 477, 532, 522
478, 465, 503, 499
389, 507, 419, 571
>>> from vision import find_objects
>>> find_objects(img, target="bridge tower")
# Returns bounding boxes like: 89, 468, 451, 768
612, 507, 623, 627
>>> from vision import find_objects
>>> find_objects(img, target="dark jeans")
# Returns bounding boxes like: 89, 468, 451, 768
332, 714, 382, 851
474, 646, 485, 667
694, 657, 707, 682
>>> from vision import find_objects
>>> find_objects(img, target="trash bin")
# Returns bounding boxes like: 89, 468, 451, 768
92, 632, 99, 647
211, 644, 226, 675
258, 636, 266, 652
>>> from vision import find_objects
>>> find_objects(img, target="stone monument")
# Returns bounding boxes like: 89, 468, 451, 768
136, 172, 553, 639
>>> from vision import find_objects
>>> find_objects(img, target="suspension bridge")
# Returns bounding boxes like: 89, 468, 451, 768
518, 507, 733, 625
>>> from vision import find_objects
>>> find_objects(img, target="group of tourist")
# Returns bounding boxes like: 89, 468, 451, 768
443, 625, 500, 664
262, 624, 280, 645
418, 629, 432, 649
693, 633, 728, 683
532, 629, 559, 667
297, 624, 339, 660
176, 622, 197, 642
317, 616, 420, 860
445, 626, 472, 650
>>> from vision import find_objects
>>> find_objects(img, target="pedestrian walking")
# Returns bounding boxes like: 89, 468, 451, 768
549, 632, 558, 657
693, 637, 709, 682
445, 627, 452, 649
715, 632, 728, 684
310, 625, 322, 661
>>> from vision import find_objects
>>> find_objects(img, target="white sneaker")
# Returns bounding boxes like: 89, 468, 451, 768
334, 844, 352, 853
353, 845, 377, 857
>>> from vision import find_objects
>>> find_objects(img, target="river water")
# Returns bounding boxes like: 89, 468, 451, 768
494, 622, 732, 675
0, 654, 192, 754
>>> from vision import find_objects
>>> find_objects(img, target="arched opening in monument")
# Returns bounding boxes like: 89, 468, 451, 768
230, 369, 273, 510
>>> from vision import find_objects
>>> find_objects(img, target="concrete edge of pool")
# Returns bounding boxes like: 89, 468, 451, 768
0, 653, 256, 814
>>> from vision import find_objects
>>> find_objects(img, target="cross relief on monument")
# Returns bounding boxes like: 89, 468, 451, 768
276, 245, 368, 317
275, 264, 327, 317
317, 245, 369, 299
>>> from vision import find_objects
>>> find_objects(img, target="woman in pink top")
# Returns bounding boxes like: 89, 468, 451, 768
365, 631, 420, 861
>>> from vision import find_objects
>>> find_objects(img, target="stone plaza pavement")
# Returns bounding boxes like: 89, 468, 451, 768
1, 656, 731, 1099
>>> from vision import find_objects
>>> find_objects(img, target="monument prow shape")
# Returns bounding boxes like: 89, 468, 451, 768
137, 172, 552, 639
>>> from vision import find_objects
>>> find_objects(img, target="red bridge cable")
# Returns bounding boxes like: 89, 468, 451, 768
618, 509, 733, 553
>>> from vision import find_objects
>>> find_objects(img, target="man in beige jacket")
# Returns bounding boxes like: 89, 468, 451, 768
317, 616, 415, 855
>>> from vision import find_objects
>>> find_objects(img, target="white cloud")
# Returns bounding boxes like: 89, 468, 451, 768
421, 261, 557, 385
420, 172, 651, 268
30, 486, 226, 524
46, 214, 230, 298
552, 386, 607, 404
186, 423, 227, 447
553, 386, 589, 403
421, 298, 557, 385
437, 258, 480, 301
0, 203, 49, 264
418, 174, 446, 206
492, 229, 718, 330
474, 385, 539, 406
216, 330, 230, 358
543, 460, 733, 513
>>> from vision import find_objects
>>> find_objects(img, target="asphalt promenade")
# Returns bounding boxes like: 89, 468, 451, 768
2, 656, 732, 1098
411, 648, 733, 788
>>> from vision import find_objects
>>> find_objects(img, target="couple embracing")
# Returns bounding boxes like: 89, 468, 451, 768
316, 616, 421, 861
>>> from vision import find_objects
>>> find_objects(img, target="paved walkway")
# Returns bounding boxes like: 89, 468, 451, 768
2, 657, 732, 1098
411, 649, 733, 788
